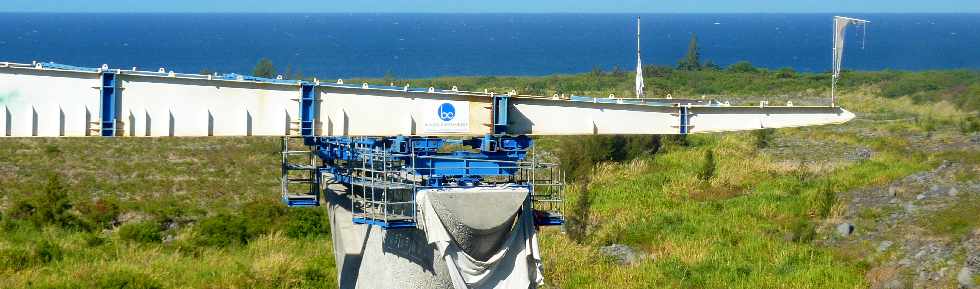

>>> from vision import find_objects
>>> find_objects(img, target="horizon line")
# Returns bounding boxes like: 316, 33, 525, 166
1, 11, 978, 14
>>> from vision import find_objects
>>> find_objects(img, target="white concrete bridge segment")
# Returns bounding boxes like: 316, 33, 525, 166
505, 98, 853, 134
0, 64, 854, 138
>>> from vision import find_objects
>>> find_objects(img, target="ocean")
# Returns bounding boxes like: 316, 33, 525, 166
0, 13, 977, 78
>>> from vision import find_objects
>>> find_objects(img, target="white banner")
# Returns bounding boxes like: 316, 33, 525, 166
419, 100, 469, 134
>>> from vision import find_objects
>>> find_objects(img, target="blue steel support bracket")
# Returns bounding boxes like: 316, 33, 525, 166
492, 94, 510, 134
99, 72, 120, 137
299, 84, 318, 144
679, 106, 690, 135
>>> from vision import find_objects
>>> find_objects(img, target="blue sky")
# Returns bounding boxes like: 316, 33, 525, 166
1, 0, 977, 13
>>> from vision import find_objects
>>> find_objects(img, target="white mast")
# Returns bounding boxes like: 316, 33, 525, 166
831, 16, 870, 106
635, 16, 645, 98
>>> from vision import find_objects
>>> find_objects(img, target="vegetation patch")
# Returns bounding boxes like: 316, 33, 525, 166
283, 208, 330, 239
118, 221, 163, 244
193, 213, 254, 247
920, 195, 980, 240
93, 270, 163, 289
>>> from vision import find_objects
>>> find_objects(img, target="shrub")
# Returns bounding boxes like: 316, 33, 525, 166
0, 239, 64, 271
76, 198, 121, 229
7, 174, 87, 230
623, 135, 662, 160
144, 198, 188, 225
642, 65, 674, 78
697, 149, 717, 181
242, 200, 287, 237
253, 58, 277, 79
300, 255, 338, 288
118, 221, 163, 244
33, 239, 64, 264
284, 208, 330, 239
564, 184, 592, 244
194, 213, 252, 247
93, 270, 163, 289
808, 181, 838, 218
0, 247, 32, 271
959, 115, 980, 133
83, 232, 107, 247
661, 135, 689, 148
728, 61, 758, 73
25, 281, 81, 289
752, 128, 776, 149
555, 136, 610, 181
43, 144, 61, 155
776, 67, 796, 79
556, 135, 662, 182
789, 219, 816, 243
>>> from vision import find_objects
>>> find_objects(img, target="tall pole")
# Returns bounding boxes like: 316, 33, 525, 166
637, 17, 641, 59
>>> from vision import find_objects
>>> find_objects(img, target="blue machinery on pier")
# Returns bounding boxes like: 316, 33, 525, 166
280, 85, 564, 228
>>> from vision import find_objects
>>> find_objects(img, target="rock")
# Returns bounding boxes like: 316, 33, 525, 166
939, 160, 952, 170
163, 220, 179, 231
837, 223, 855, 237
782, 232, 795, 242
857, 148, 874, 160
114, 211, 150, 227
949, 187, 960, 197
916, 194, 927, 200
883, 279, 905, 289
959, 267, 975, 288
904, 202, 918, 212
878, 241, 894, 253
600, 244, 642, 266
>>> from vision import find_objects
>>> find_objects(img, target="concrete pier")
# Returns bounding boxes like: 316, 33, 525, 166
325, 183, 534, 289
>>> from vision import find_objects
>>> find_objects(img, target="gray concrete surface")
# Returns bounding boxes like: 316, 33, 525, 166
427, 187, 528, 261
324, 181, 531, 289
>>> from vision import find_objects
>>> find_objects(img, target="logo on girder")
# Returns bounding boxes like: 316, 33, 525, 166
438, 103, 456, 121
421, 100, 468, 134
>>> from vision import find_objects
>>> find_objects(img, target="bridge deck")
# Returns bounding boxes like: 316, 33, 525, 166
0, 61, 854, 137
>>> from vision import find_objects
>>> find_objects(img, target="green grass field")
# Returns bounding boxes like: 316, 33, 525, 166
1, 69, 977, 288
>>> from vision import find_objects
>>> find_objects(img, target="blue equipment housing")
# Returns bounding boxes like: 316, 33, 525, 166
277, 84, 564, 229
280, 134, 564, 229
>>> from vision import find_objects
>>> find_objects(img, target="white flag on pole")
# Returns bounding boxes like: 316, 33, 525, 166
635, 56, 644, 98
635, 17, 645, 98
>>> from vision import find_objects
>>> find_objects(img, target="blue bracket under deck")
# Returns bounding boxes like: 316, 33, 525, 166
492, 94, 510, 134
299, 84, 317, 138
679, 106, 690, 134
99, 72, 120, 137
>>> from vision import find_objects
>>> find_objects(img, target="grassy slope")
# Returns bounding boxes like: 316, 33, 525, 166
534, 90, 976, 288
0, 138, 338, 288
1, 69, 977, 288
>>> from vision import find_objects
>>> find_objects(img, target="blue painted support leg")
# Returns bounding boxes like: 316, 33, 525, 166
99, 72, 120, 137
299, 84, 317, 138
